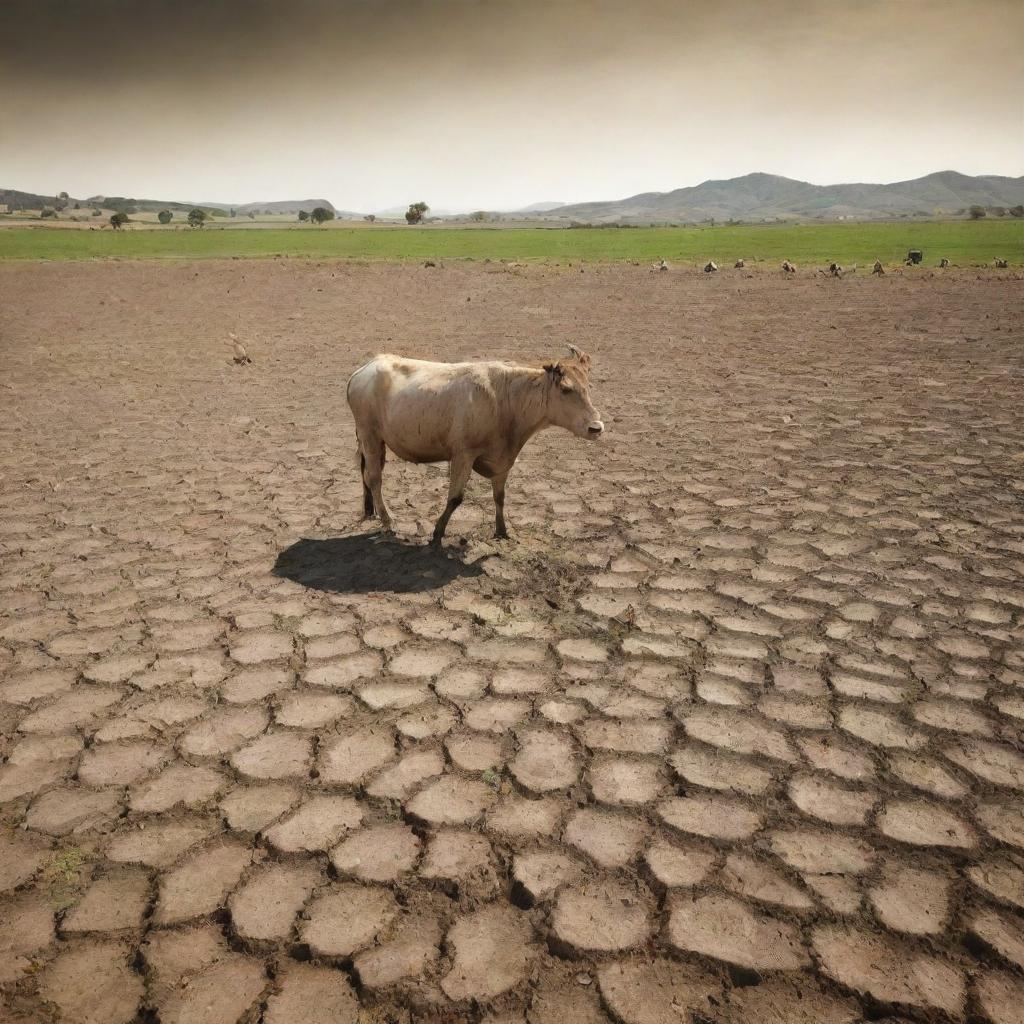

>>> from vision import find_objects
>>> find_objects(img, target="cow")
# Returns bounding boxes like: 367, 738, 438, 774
872, 260, 885, 275
829, 262, 843, 277
734, 259, 745, 269
939, 258, 950, 268
346, 346, 604, 544
704, 261, 718, 273
782, 260, 796, 274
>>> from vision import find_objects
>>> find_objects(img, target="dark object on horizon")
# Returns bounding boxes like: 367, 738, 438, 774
906, 250, 923, 265
939, 258, 950, 268
829, 262, 843, 277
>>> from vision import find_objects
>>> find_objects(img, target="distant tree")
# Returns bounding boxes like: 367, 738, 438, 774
364, 214, 376, 223
158, 209, 173, 224
230, 208, 236, 217
91, 208, 102, 217
73, 202, 80, 210
405, 201, 429, 224
310, 207, 334, 224
968, 205, 987, 220
59, 191, 69, 200
40, 207, 57, 219
248, 211, 256, 219
110, 211, 129, 229
54, 198, 68, 211
1010, 205, 1024, 218
298, 210, 310, 222
187, 208, 207, 228
469, 210, 487, 222
991, 206, 1006, 217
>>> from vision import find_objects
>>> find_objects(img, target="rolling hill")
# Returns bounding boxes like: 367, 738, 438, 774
0, 189, 346, 218
534, 171, 1024, 223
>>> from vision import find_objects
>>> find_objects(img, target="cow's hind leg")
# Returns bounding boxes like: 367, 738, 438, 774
363, 439, 393, 533
492, 471, 509, 539
432, 453, 473, 545
359, 448, 375, 518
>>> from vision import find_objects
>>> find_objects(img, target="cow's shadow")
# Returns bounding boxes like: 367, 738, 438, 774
273, 532, 489, 595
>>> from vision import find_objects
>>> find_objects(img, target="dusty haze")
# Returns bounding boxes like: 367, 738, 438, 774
3, 0, 1022, 212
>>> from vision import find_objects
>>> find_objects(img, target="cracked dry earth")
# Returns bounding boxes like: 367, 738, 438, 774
0, 260, 1023, 1024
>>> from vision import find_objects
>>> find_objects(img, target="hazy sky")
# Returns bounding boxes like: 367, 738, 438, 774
3, 0, 1022, 212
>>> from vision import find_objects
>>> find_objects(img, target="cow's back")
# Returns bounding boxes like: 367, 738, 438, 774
348, 355, 505, 463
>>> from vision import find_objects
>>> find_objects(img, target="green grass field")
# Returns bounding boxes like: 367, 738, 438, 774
1, 220, 1020, 265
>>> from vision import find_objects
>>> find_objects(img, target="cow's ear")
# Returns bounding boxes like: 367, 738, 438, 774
567, 344, 591, 368
544, 362, 565, 382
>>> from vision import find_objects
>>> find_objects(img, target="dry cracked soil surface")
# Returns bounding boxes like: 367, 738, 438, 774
0, 259, 1023, 1024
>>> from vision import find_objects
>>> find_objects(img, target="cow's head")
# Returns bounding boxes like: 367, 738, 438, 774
544, 345, 604, 440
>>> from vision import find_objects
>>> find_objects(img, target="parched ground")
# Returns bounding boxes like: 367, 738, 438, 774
0, 260, 1023, 1024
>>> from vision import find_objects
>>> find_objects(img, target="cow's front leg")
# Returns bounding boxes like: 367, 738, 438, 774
492, 471, 509, 538
432, 453, 473, 544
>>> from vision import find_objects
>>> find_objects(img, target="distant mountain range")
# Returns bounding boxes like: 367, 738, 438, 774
514, 201, 566, 213
4, 171, 1022, 223
526, 171, 1024, 223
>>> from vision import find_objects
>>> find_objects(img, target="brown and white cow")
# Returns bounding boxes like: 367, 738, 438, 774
346, 346, 603, 543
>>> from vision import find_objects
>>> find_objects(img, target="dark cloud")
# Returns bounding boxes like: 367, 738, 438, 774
2, 0, 1021, 210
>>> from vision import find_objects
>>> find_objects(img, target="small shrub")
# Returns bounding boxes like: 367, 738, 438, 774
157, 209, 172, 224
40, 207, 57, 219
187, 208, 207, 228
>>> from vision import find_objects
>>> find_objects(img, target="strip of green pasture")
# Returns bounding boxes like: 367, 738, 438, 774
0, 220, 1020, 264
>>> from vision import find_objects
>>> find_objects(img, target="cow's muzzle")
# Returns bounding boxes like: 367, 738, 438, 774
586, 421, 604, 438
